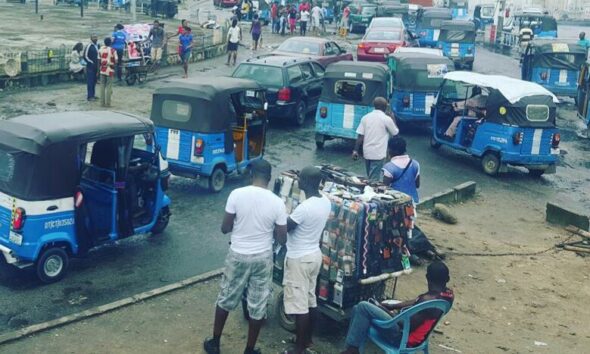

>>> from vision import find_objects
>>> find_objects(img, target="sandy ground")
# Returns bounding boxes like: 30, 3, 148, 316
2, 190, 589, 354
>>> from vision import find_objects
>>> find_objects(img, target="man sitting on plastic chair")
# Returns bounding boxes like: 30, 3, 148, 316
340, 262, 454, 354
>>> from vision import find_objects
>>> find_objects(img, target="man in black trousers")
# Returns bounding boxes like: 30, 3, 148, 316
83, 34, 99, 101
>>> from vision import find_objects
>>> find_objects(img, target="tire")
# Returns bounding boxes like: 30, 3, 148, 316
36, 247, 69, 283
315, 140, 325, 149
125, 73, 137, 86
467, 62, 474, 71
528, 169, 545, 178
481, 152, 501, 176
430, 135, 441, 149
276, 290, 296, 332
209, 167, 226, 192
315, 133, 325, 149
151, 206, 170, 234
294, 101, 307, 126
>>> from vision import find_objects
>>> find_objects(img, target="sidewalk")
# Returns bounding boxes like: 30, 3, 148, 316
2, 191, 589, 354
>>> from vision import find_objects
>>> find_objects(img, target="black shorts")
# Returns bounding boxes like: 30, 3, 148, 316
252, 33, 261, 41
227, 42, 238, 51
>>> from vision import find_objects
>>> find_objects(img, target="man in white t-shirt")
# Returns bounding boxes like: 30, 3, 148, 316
204, 159, 287, 354
300, 9, 310, 36
283, 166, 331, 354
352, 97, 399, 182
311, 5, 323, 35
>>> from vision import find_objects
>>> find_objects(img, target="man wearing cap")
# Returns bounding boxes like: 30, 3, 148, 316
204, 159, 288, 354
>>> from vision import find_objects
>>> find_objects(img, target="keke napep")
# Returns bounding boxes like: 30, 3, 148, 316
0, 111, 171, 283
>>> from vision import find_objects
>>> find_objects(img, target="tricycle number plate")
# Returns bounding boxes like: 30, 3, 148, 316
246, 90, 256, 97
193, 156, 204, 164
9, 232, 22, 246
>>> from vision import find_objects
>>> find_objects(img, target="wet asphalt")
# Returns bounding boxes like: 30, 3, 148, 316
0, 8, 589, 334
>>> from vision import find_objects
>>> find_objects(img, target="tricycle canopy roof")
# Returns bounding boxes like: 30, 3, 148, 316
448, 0, 468, 6
440, 20, 476, 32
151, 77, 265, 133
390, 52, 454, 90
0, 111, 153, 155
443, 71, 558, 104
321, 62, 390, 106
526, 40, 587, 70
528, 40, 586, 55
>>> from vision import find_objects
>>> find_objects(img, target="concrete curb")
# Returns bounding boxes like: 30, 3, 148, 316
0, 268, 224, 346
546, 202, 590, 231
417, 181, 477, 210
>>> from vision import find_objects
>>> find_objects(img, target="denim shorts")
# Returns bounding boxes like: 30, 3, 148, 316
216, 249, 273, 320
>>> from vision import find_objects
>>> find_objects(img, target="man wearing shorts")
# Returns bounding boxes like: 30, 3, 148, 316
283, 166, 331, 354
204, 159, 288, 354
149, 20, 166, 73
179, 27, 193, 78
226, 18, 242, 66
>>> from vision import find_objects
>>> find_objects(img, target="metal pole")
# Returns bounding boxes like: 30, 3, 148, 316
35, 0, 38, 14
81, 0, 84, 17
131, 0, 136, 21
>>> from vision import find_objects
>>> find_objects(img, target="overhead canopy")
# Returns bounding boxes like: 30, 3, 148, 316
443, 71, 558, 104
390, 53, 454, 90
527, 40, 587, 70
0, 111, 153, 155
151, 76, 265, 134
539, 15, 557, 31
321, 62, 390, 106
418, 8, 452, 28
440, 20, 476, 32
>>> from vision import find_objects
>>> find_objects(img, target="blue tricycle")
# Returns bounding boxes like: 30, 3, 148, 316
415, 7, 453, 48
438, 20, 476, 70
151, 77, 268, 192
0, 111, 171, 283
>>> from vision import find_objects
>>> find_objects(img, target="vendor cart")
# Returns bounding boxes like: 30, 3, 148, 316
255, 165, 415, 331
123, 39, 152, 86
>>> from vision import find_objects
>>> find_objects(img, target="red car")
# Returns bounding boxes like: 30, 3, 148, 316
213, 0, 238, 8
271, 37, 353, 67
357, 27, 408, 62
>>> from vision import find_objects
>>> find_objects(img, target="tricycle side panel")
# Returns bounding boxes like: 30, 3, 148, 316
315, 102, 371, 140
530, 67, 578, 97
391, 90, 436, 122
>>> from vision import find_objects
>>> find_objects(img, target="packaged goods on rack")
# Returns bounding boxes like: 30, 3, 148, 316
273, 166, 415, 309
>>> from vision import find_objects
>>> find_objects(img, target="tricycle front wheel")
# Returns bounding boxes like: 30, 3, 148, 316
209, 167, 226, 193
276, 290, 296, 332
152, 206, 170, 234
36, 247, 69, 283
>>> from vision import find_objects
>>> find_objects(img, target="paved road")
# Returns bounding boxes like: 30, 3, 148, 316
0, 7, 589, 334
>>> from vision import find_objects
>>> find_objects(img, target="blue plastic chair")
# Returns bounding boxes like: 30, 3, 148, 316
365, 299, 452, 354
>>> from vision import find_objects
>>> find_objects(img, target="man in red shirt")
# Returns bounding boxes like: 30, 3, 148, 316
340, 261, 454, 353
298, 0, 309, 12
98, 37, 117, 108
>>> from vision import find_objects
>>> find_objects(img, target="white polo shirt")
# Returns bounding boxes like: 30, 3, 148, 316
287, 195, 331, 258
356, 110, 399, 160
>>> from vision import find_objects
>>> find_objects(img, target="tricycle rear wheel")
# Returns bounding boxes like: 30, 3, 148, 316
528, 169, 545, 178
430, 135, 441, 149
209, 167, 226, 193
152, 206, 170, 234
481, 152, 500, 176
36, 247, 69, 283
276, 290, 296, 332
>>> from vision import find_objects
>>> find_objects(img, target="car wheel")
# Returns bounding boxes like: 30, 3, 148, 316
294, 101, 307, 126
151, 206, 170, 234
528, 169, 545, 178
315, 133, 325, 149
209, 167, 226, 192
430, 135, 441, 149
36, 247, 69, 283
481, 152, 500, 176
276, 290, 296, 332
125, 73, 137, 86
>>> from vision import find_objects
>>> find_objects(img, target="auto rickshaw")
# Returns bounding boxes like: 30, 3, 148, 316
388, 52, 454, 124
521, 40, 587, 98
416, 7, 453, 48
151, 77, 267, 192
535, 15, 558, 38
315, 61, 391, 149
0, 111, 172, 283
576, 61, 590, 132
431, 72, 560, 177
446, 0, 469, 19
349, 3, 378, 33
438, 20, 476, 70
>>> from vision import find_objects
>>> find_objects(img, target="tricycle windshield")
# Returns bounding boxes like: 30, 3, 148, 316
481, 6, 494, 17
334, 80, 367, 103
439, 79, 474, 100
232, 64, 284, 87
236, 90, 266, 110
396, 68, 448, 91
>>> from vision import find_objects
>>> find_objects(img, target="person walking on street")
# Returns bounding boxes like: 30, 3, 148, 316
271, 2, 279, 33
83, 34, 99, 101
578, 32, 590, 55
250, 14, 262, 51
299, 7, 310, 36
352, 97, 399, 181
111, 24, 127, 82
311, 3, 323, 35
149, 20, 166, 74
98, 37, 117, 107
203, 159, 288, 354
179, 27, 193, 78
282, 166, 331, 354
226, 19, 242, 66
289, 6, 297, 35
383, 136, 420, 204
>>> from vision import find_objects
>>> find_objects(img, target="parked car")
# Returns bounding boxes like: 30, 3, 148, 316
368, 16, 404, 30
231, 56, 325, 126
357, 27, 407, 62
271, 37, 353, 67
349, 3, 378, 33
213, 0, 238, 7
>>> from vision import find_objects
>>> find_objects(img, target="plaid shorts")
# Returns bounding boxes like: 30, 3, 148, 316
216, 249, 273, 320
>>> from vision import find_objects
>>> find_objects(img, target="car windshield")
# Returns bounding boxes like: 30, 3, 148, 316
365, 30, 402, 41
232, 64, 284, 87
277, 40, 321, 55
371, 18, 403, 27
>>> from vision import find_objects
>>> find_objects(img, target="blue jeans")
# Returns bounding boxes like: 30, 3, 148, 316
365, 159, 384, 182
345, 301, 401, 348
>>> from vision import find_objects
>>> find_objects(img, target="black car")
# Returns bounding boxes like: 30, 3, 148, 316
231, 56, 325, 126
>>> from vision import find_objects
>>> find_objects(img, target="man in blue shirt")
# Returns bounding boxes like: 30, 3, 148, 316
382, 136, 420, 204
111, 23, 127, 81
578, 32, 590, 54
179, 27, 193, 78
